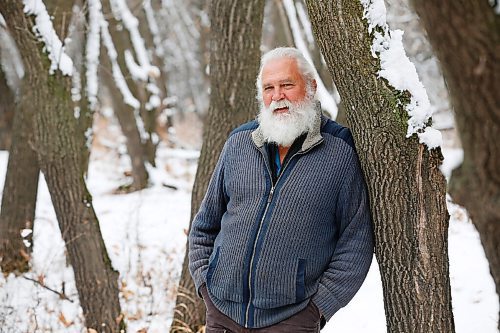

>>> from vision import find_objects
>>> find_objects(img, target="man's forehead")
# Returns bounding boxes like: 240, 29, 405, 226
261, 58, 301, 82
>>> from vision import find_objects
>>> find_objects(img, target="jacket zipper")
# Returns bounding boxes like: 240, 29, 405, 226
244, 139, 323, 327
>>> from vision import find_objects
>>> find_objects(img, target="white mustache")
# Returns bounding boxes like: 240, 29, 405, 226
269, 100, 293, 111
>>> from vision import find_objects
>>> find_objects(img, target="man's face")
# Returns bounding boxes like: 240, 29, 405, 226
261, 58, 308, 112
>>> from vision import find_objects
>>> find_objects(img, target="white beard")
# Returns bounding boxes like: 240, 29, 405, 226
257, 98, 317, 147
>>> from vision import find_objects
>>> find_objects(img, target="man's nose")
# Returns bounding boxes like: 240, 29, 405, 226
272, 87, 284, 101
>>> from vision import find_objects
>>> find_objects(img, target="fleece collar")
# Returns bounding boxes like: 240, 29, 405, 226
251, 101, 324, 152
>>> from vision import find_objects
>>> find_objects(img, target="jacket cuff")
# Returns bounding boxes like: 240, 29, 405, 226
312, 283, 342, 322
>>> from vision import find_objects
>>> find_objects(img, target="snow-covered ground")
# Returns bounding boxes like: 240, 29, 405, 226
0, 139, 497, 332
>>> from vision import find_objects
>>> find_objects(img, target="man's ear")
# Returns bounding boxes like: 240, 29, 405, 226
312, 79, 317, 93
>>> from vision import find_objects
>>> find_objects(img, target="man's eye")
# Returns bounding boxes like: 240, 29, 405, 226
283, 83, 294, 88
264, 87, 273, 91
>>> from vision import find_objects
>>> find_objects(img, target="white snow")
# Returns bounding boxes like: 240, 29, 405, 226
23, 0, 73, 76
361, 0, 441, 149
143, 0, 165, 58
20, 229, 32, 238
440, 148, 464, 180
100, 17, 140, 109
109, 0, 159, 82
0, 25, 25, 91
85, 0, 101, 111
0, 13, 6, 28
417, 126, 442, 149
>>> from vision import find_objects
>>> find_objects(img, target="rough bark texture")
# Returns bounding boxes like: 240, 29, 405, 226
413, 1, 500, 327
170, 1, 265, 332
0, 79, 39, 274
306, 1, 455, 332
0, 71, 14, 150
0, 1, 124, 331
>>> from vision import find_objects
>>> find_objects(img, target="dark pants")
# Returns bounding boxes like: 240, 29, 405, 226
201, 285, 321, 333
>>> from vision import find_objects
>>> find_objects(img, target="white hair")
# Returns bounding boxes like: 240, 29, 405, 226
255, 47, 316, 101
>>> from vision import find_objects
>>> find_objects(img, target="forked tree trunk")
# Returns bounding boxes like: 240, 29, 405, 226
0, 2, 124, 331
101, 0, 149, 191
0, 74, 39, 274
169, 1, 265, 332
412, 2, 500, 327
306, 1, 455, 332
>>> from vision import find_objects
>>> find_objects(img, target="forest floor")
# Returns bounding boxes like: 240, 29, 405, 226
0, 110, 498, 332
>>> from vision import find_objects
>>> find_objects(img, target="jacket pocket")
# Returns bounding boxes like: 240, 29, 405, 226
207, 246, 243, 303
253, 258, 307, 309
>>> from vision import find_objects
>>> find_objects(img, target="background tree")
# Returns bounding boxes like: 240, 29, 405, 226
0, 1, 124, 331
0, 37, 39, 275
306, 0, 455, 331
170, 0, 265, 331
412, 1, 500, 327
0, 20, 38, 275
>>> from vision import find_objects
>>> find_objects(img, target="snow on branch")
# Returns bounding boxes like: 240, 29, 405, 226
23, 0, 73, 76
0, 16, 25, 92
360, 0, 441, 149
283, 0, 339, 119
143, 0, 165, 58
86, 0, 101, 110
109, 0, 160, 82
0, 13, 6, 28
100, 16, 140, 109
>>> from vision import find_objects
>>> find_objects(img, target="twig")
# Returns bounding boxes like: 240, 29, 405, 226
22, 276, 74, 303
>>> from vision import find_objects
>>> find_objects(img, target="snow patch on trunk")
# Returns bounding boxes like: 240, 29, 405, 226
361, 0, 441, 149
23, 0, 73, 76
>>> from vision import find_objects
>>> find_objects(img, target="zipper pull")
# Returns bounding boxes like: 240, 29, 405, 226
268, 187, 275, 203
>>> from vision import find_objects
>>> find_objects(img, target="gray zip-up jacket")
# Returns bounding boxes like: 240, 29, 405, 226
188, 109, 374, 329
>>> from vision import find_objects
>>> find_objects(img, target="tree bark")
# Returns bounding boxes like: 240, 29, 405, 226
412, 1, 500, 327
0, 2, 124, 331
306, 1, 455, 332
0, 74, 39, 275
169, 1, 265, 332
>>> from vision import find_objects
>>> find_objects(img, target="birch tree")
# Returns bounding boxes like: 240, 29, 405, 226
306, 0, 455, 331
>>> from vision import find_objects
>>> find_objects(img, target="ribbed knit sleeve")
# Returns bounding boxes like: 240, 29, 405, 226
188, 142, 229, 297
312, 151, 374, 322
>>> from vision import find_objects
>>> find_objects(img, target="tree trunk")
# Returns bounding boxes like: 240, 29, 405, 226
0, 77, 39, 274
412, 1, 500, 327
0, 2, 124, 331
0, 70, 14, 150
169, 1, 265, 332
306, 1, 455, 332
101, 0, 149, 191
99, 55, 149, 192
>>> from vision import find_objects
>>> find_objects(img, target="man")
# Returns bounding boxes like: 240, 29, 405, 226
189, 47, 374, 332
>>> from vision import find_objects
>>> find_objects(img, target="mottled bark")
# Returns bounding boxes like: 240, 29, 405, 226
0, 1, 124, 331
170, 1, 265, 332
413, 0, 500, 327
306, 1, 455, 332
